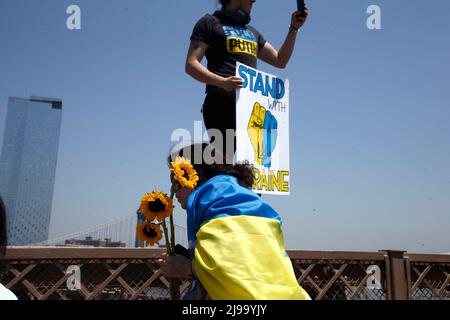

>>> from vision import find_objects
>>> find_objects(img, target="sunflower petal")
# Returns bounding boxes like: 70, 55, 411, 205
171, 157, 199, 190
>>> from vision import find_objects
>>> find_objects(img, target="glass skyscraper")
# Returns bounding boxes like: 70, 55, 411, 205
0, 96, 63, 245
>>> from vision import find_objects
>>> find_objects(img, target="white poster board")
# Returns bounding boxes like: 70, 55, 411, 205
236, 62, 290, 195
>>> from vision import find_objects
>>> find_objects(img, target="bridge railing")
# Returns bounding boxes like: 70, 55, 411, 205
1, 248, 449, 300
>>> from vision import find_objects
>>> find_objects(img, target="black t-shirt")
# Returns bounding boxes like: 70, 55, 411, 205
190, 12, 267, 93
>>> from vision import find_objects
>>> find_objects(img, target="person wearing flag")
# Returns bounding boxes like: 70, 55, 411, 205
157, 144, 311, 300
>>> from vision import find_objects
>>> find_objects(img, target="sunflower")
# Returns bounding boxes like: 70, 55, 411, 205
136, 222, 163, 246
140, 191, 174, 222
170, 156, 199, 190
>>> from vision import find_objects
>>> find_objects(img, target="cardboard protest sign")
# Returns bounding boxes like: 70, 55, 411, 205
236, 62, 290, 195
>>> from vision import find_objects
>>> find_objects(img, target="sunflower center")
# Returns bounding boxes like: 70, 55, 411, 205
144, 226, 158, 238
148, 199, 165, 212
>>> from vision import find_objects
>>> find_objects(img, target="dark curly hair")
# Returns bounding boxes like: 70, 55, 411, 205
0, 196, 7, 258
168, 143, 255, 189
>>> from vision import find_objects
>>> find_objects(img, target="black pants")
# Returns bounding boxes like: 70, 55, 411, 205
202, 90, 261, 196
202, 90, 236, 161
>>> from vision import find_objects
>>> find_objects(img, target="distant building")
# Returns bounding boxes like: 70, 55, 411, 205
64, 236, 126, 248
0, 96, 63, 245
135, 209, 145, 248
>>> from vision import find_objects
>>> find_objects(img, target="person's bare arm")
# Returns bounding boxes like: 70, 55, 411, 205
258, 41, 292, 69
185, 40, 243, 92
258, 6, 309, 69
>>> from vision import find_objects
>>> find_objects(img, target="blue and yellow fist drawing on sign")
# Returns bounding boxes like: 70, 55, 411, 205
247, 102, 278, 168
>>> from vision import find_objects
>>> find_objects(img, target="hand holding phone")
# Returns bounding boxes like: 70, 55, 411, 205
292, 0, 308, 30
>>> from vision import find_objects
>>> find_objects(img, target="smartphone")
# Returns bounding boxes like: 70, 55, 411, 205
297, 0, 305, 14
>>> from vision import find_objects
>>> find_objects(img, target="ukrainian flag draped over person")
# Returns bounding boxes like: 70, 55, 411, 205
186, 174, 310, 300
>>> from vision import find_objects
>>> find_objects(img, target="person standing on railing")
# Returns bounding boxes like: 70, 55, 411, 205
186, 0, 308, 161
0, 196, 18, 300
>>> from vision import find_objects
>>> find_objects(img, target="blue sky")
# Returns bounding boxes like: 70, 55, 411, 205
0, 0, 449, 252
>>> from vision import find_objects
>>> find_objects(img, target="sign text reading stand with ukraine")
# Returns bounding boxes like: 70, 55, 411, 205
236, 62, 290, 195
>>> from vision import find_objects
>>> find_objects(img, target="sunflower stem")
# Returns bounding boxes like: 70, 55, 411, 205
161, 219, 179, 300
169, 189, 176, 254
161, 219, 172, 254
169, 188, 180, 300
